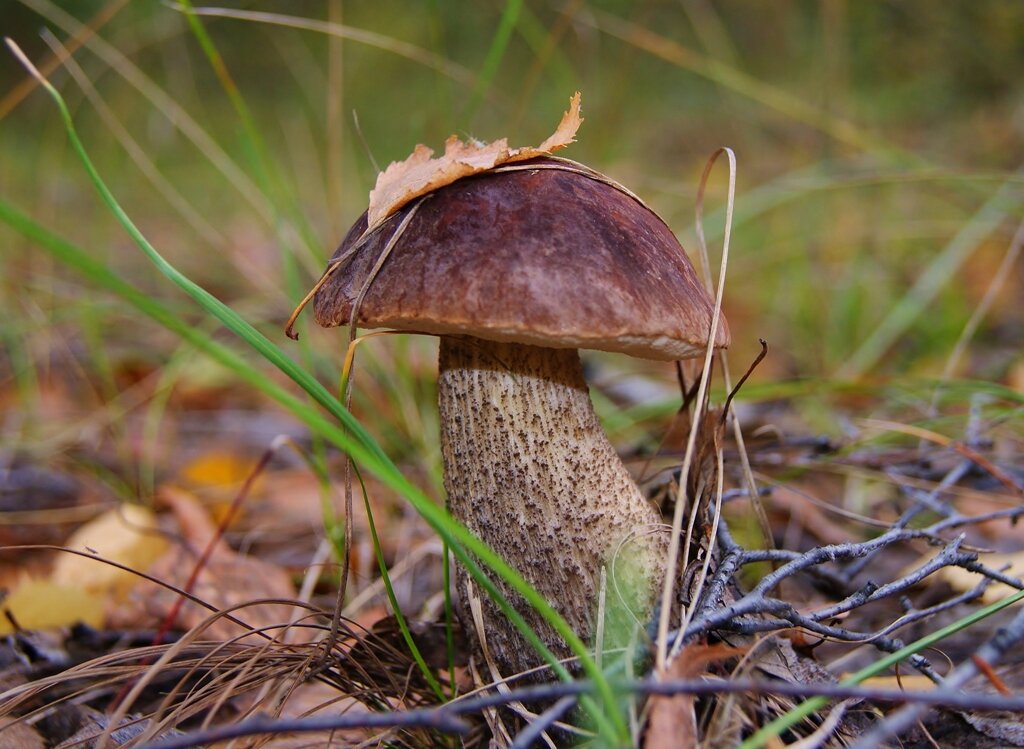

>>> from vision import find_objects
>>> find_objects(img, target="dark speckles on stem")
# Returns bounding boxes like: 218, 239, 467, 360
437, 335, 666, 677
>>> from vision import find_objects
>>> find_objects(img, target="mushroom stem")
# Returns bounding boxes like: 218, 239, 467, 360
438, 336, 666, 677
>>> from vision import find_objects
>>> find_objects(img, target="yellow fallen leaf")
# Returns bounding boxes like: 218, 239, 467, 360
178, 451, 262, 523
937, 550, 1024, 604
903, 547, 1024, 605
181, 451, 254, 488
366, 91, 583, 230
854, 674, 936, 691
51, 504, 168, 599
0, 579, 104, 635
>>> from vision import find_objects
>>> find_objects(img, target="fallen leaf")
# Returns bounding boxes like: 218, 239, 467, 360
178, 450, 263, 523
765, 485, 855, 547
256, 681, 370, 748
854, 674, 936, 691
180, 450, 254, 490
0, 506, 167, 634
1008, 356, 1024, 392
0, 579, 104, 635
0, 716, 45, 749
366, 91, 582, 230
936, 550, 1024, 604
963, 712, 1024, 746
51, 504, 168, 600
54, 705, 184, 748
532, 92, 585, 153
113, 487, 301, 641
644, 644, 743, 749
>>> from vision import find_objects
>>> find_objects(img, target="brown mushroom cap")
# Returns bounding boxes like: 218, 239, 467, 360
314, 158, 729, 361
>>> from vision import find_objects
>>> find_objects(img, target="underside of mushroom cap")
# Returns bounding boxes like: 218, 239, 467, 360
313, 158, 730, 361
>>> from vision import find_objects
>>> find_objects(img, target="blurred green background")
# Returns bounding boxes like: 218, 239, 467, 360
1, 1, 1022, 477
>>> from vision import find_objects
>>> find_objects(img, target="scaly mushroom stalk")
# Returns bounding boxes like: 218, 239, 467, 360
438, 336, 664, 675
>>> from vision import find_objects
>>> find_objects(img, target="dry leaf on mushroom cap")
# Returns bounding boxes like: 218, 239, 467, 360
365, 91, 584, 230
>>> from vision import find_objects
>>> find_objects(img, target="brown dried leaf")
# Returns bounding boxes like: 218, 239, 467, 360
366, 92, 583, 230
0, 717, 45, 749
962, 712, 1024, 746
113, 487, 301, 640
645, 644, 743, 749
528, 90, 584, 155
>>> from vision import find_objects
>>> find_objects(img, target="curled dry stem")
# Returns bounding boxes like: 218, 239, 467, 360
656, 145, 736, 669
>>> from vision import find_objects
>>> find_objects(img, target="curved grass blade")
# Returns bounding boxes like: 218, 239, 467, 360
0, 193, 623, 737
3, 40, 627, 739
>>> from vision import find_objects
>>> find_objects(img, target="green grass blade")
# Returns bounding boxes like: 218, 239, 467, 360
20, 0, 271, 216
356, 465, 447, 701
838, 174, 1024, 379
183, 6, 476, 86
463, 0, 522, 124
591, 11, 899, 158
0, 195, 625, 732
176, 0, 324, 267
3, 43, 629, 737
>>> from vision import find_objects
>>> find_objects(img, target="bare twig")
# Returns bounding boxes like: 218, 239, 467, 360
850, 604, 1024, 748
131, 674, 1024, 749
508, 696, 578, 749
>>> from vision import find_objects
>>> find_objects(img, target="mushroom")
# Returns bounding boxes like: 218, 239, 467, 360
313, 157, 729, 678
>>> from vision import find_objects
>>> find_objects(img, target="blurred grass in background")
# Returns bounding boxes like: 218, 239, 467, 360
1, 0, 1022, 487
